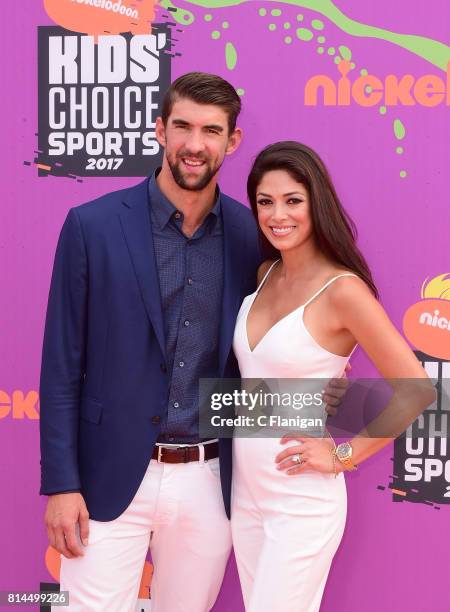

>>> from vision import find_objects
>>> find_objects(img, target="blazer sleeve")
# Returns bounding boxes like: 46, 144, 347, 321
39, 208, 88, 495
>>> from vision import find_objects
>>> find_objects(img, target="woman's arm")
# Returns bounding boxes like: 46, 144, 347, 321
331, 276, 435, 467
276, 276, 436, 474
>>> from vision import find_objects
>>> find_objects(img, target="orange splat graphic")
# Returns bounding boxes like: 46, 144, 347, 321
403, 274, 450, 361
45, 546, 61, 582
138, 561, 154, 599
337, 59, 352, 77
44, 0, 157, 40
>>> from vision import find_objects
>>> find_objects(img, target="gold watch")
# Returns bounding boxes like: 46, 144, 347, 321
335, 442, 358, 471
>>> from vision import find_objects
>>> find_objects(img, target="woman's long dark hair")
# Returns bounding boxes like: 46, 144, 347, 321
247, 141, 378, 298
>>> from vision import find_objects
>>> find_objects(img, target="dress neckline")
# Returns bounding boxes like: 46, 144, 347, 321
245, 263, 359, 355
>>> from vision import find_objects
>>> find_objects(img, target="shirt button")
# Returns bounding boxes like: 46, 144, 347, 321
184, 320, 190, 327
151, 415, 161, 424
179, 361, 185, 368
173, 401, 180, 408
174, 212, 181, 220
187, 278, 193, 285
169, 437, 175, 442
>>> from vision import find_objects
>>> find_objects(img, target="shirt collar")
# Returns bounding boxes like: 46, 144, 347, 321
148, 169, 222, 231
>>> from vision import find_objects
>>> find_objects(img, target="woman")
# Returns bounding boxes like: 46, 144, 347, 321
231, 142, 434, 611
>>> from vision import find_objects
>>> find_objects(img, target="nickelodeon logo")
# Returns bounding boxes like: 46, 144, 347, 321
0, 391, 39, 419
403, 274, 450, 361
419, 310, 450, 331
44, 0, 156, 38
305, 60, 450, 107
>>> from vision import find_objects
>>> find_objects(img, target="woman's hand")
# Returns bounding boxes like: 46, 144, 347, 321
275, 435, 343, 475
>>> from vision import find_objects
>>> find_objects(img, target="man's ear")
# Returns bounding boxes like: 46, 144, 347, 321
155, 116, 166, 147
225, 126, 243, 156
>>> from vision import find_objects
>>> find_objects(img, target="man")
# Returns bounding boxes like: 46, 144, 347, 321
40, 72, 345, 611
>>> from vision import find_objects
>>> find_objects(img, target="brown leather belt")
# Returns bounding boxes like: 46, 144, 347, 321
152, 441, 219, 463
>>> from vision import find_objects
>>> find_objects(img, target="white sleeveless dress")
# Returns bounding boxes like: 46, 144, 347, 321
231, 260, 357, 612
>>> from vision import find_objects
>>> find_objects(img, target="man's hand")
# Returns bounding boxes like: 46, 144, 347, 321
323, 362, 351, 416
45, 492, 89, 558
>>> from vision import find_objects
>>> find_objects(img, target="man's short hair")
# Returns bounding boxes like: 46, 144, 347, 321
161, 72, 242, 134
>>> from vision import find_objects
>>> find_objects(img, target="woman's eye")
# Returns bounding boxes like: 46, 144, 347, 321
257, 199, 272, 206
287, 198, 303, 205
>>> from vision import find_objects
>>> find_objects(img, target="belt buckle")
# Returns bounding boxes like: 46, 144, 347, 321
157, 446, 164, 463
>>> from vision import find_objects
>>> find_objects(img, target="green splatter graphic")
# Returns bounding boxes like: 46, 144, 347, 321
269, 23, 277, 31
317, 46, 324, 54
211, 30, 221, 39
317, 35, 325, 43
379, 106, 387, 115
327, 47, 335, 55
400, 170, 407, 178
339, 45, 352, 60
284, 22, 291, 29
181, 0, 450, 71
396, 146, 404, 154
237, 88, 245, 96
360, 68, 368, 76
225, 42, 238, 69
222, 21, 229, 28
204, 13, 213, 21
285, 36, 293, 44
159, 0, 195, 25
394, 119, 406, 140
259, 7, 267, 16
271, 9, 282, 16
296, 27, 313, 41
350, 62, 356, 69
297, 14, 304, 21
334, 56, 341, 64
312, 19, 324, 30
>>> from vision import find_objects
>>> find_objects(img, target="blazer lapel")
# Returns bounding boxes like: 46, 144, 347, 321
219, 198, 247, 373
119, 179, 166, 358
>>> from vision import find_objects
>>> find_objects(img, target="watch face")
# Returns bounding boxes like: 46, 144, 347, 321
337, 442, 351, 459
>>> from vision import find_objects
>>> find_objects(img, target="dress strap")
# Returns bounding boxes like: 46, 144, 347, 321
256, 259, 280, 293
302, 273, 358, 308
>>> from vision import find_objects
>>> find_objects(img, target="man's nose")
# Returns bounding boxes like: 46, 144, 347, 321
184, 130, 206, 155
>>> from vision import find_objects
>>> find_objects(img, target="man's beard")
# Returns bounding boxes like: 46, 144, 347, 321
167, 153, 221, 191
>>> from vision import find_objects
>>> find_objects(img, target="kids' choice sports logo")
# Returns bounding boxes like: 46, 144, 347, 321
44, 0, 157, 39
392, 273, 450, 506
38, 0, 170, 178
305, 60, 450, 107
403, 274, 450, 360
37, 27, 171, 177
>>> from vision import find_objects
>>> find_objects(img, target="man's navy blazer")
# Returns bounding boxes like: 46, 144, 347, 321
39, 177, 261, 521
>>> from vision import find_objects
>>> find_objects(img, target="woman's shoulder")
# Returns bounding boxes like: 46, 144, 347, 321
325, 268, 373, 306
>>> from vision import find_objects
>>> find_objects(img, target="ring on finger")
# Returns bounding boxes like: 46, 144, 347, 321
292, 453, 303, 465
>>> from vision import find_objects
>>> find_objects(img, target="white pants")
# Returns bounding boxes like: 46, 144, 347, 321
58, 453, 232, 612
231, 437, 347, 612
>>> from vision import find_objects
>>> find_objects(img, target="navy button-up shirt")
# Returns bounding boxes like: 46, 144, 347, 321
149, 171, 224, 443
